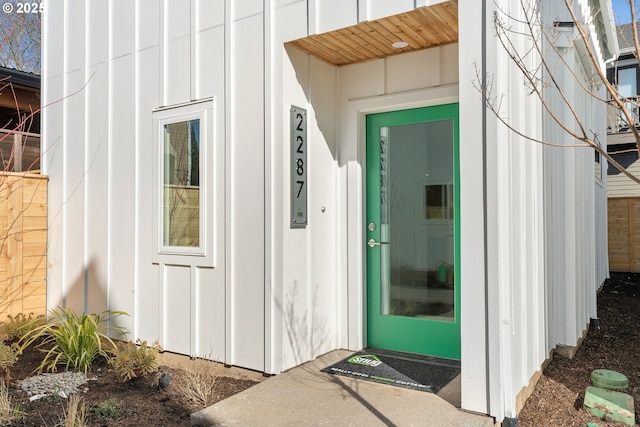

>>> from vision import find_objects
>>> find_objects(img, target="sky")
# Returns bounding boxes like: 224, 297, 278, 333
612, 0, 634, 24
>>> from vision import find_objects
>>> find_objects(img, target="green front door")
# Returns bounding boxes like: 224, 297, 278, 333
366, 104, 460, 360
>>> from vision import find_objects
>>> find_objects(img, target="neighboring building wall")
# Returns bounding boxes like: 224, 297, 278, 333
608, 151, 640, 197
606, 22, 640, 273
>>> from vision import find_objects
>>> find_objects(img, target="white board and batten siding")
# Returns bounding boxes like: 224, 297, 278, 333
42, 0, 464, 375
471, 0, 610, 419
43, 0, 242, 367
42, 0, 611, 422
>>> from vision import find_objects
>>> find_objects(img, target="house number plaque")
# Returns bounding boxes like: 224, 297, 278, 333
291, 106, 307, 228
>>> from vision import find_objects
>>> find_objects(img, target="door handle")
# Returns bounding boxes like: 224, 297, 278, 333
368, 238, 390, 248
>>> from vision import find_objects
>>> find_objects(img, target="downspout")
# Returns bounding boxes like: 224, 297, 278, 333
481, 0, 491, 416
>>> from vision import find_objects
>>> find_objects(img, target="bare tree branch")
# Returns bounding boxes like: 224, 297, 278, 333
480, 0, 640, 185
564, 0, 640, 152
0, 11, 40, 73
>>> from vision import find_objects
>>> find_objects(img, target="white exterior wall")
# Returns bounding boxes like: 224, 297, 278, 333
43, 0, 253, 369
481, 1, 546, 419
458, 0, 489, 414
271, 1, 341, 371
480, 0, 611, 420
540, 0, 609, 352
42, 0, 611, 422
42, 0, 459, 374
272, 1, 462, 372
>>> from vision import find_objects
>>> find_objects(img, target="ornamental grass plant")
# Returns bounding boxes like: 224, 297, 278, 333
0, 380, 21, 423
19, 307, 128, 374
57, 394, 87, 427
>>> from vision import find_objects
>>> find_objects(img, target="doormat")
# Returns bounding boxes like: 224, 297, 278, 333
321, 349, 460, 393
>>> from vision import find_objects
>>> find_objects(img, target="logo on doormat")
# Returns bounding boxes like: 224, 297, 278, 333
347, 354, 383, 367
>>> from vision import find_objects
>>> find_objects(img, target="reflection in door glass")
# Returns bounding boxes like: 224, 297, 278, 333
380, 120, 455, 322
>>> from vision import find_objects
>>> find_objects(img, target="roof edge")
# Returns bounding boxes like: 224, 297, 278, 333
0, 66, 40, 89
600, 0, 619, 61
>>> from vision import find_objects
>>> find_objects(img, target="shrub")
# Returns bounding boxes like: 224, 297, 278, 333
0, 342, 19, 381
19, 307, 128, 374
0, 313, 45, 344
91, 398, 121, 420
110, 339, 163, 381
176, 356, 224, 408
0, 343, 18, 370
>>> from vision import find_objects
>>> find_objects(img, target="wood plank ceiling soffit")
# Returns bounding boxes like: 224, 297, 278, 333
287, 1, 458, 66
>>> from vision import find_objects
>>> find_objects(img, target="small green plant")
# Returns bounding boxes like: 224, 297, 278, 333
43, 392, 63, 404
0, 313, 45, 344
0, 380, 22, 423
19, 307, 129, 374
110, 339, 163, 381
91, 398, 121, 420
56, 394, 87, 427
0, 342, 19, 381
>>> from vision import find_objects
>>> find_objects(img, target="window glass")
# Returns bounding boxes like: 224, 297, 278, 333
618, 67, 637, 98
163, 119, 200, 247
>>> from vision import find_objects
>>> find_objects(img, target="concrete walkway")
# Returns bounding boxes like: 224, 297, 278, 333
191, 350, 496, 427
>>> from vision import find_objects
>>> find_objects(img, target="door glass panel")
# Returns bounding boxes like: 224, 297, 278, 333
379, 120, 455, 321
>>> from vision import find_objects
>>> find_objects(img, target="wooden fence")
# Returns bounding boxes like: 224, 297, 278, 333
0, 172, 48, 319
608, 197, 640, 273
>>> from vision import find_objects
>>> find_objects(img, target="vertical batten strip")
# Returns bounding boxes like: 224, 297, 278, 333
83, 0, 89, 314
190, 264, 197, 356
224, 0, 233, 366
159, 0, 165, 106
134, 0, 140, 340
263, 0, 272, 373
190, 0, 197, 101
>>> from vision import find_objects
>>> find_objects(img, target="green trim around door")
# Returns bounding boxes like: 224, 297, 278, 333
366, 103, 460, 360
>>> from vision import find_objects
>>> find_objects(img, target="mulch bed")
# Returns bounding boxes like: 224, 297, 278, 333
519, 272, 640, 426
4, 343, 259, 426
4, 272, 638, 426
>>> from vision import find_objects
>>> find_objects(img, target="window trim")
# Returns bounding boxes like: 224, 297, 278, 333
152, 99, 214, 266
595, 151, 602, 183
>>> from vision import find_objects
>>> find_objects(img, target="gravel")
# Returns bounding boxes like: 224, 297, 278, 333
19, 371, 92, 400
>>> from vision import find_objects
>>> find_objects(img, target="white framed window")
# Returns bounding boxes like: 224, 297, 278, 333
152, 99, 214, 266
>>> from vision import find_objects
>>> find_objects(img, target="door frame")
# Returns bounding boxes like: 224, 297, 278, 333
341, 85, 460, 352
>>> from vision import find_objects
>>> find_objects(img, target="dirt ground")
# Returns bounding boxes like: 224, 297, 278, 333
3, 272, 638, 426
519, 272, 640, 427
4, 345, 261, 426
